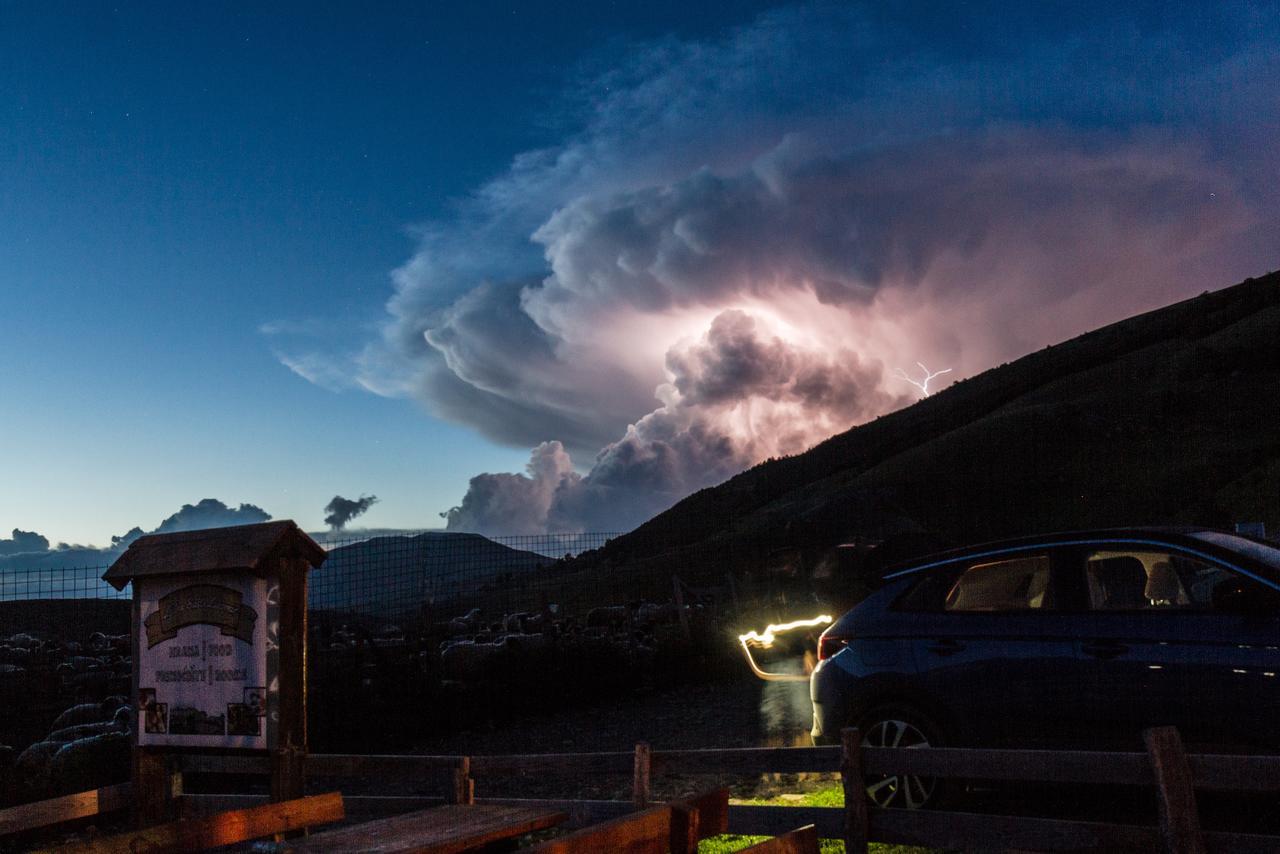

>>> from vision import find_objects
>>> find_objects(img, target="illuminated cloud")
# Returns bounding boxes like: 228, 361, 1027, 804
279, 3, 1280, 534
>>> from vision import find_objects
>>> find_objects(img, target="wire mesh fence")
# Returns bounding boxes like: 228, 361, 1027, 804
0, 564, 125, 601
0, 528, 823, 634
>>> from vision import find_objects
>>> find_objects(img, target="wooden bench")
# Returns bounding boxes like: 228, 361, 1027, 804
34, 791, 345, 854
0, 782, 132, 840
530, 788, 728, 854
280, 803, 567, 853
529, 803, 673, 854
738, 825, 820, 854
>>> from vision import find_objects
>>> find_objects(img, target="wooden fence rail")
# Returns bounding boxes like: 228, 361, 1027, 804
132, 728, 1280, 853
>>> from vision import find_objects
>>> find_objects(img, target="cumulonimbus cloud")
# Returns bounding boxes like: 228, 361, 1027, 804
278, 2, 1280, 535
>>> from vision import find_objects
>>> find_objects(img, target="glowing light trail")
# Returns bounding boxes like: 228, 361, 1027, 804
738, 614, 833, 682
894, 362, 952, 396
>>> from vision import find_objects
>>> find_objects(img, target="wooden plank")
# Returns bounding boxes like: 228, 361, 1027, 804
737, 824, 820, 854
480, 798, 633, 829
669, 799, 699, 854
177, 796, 1280, 853
1145, 727, 1207, 854
307, 747, 1280, 791
273, 559, 310, 804
182, 794, 633, 828
0, 783, 132, 837
309, 753, 466, 776
36, 792, 344, 854
670, 789, 729, 854
470, 751, 634, 775
633, 742, 651, 808
677, 788, 729, 837
447, 757, 472, 806
1190, 754, 1280, 792
652, 746, 840, 775
862, 745, 1150, 785
530, 804, 672, 854
175, 753, 273, 775
1204, 830, 1280, 854
134, 750, 176, 827
870, 807, 1160, 853
283, 804, 566, 854
840, 728, 868, 854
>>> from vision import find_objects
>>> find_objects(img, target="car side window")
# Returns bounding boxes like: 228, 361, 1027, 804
943, 555, 1053, 612
1085, 549, 1270, 612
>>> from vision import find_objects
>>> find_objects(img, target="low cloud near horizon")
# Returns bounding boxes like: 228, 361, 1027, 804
277, 2, 1280, 535
0, 499, 272, 570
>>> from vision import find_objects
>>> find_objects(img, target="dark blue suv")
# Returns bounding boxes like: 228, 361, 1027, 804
810, 528, 1280, 808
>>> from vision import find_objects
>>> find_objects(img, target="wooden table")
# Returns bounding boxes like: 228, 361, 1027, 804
280, 804, 568, 854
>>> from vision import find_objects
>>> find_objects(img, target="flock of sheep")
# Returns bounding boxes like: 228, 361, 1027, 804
0, 596, 723, 804
308, 597, 725, 748
0, 631, 132, 805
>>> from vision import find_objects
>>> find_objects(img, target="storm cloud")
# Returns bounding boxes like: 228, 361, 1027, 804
279, 2, 1280, 534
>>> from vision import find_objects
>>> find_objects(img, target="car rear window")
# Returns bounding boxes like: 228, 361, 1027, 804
896, 554, 1054, 612
944, 555, 1053, 611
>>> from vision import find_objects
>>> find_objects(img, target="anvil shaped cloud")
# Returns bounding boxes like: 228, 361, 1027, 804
276, 2, 1280, 534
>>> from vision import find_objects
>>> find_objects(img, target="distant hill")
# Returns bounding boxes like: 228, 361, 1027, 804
585, 270, 1280, 585
310, 531, 552, 617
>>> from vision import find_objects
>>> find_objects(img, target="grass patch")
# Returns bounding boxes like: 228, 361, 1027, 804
699, 785, 933, 853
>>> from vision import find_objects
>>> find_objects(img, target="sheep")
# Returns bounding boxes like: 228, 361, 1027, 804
7, 633, 40, 649
50, 696, 126, 731
586, 605, 627, 628
447, 608, 483, 636
439, 638, 509, 681
14, 740, 67, 793
47, 731, 130, 795
47, 706, 130, 745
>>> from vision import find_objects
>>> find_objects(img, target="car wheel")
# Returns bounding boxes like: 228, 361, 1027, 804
855, 705, 946, 810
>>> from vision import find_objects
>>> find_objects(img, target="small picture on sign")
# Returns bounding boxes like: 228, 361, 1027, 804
139, 687, 156, 709
145, 702, 169, 734
169, 706, 225, 736
243, 686, 267, 715
226, 703, 261, 736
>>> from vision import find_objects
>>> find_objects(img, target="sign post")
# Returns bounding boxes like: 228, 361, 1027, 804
104, 521, 326, 824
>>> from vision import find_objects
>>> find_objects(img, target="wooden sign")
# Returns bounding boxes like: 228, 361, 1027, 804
136, 572, 277, 749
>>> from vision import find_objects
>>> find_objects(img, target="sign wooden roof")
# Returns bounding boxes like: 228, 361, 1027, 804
102, 520, 327, 590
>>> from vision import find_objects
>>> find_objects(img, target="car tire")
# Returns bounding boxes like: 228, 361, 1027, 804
854, 704, 949, 810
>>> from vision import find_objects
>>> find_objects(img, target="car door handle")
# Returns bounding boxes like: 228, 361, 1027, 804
1082, 640, 1130, 660
926, 639, 966, 656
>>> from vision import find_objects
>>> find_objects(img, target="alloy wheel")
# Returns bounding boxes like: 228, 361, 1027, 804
861, 718, 937, 809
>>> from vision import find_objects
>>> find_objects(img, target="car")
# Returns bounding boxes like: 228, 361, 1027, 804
809, 527, 1280, 808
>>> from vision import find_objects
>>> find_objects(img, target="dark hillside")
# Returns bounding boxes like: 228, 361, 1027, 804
594, 270, 1280, 573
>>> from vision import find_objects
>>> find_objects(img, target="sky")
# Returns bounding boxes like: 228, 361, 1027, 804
1, 1, 1277, 549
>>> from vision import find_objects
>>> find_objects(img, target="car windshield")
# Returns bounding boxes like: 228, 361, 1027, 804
1190, 531, 1280, 571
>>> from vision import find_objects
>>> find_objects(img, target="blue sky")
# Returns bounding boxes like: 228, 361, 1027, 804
0, 1, 778, 545
2, 2, 1276, 547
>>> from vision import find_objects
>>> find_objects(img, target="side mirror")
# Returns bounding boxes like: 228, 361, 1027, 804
1213, 579, 1280, 617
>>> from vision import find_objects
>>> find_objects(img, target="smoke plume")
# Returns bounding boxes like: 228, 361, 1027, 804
324, 494, 379, 530
276, 2, 1280, 535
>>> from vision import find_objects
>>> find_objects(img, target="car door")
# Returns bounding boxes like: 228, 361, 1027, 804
909, 547, 1084, 746
1076, 544, 1280, 750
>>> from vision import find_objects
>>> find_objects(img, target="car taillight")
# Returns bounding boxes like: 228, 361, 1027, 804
818, 632, 848, 660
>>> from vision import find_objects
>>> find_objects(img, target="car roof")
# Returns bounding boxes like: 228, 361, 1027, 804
878, 526, 1277, 583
